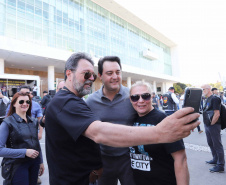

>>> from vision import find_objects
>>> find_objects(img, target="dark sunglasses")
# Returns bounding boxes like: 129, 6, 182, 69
130, 93, 151, 102
19, 100, 31, 105
84, 71, 97, 81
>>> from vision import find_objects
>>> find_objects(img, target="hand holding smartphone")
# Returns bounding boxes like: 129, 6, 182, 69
182, 87, 202, 123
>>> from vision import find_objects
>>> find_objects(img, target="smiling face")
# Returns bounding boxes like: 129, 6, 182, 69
13, 95, 30, 115
99, 61, 122, 93
130, 85, 153, 117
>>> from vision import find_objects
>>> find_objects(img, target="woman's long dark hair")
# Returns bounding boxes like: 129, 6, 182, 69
7, 92, 32, 117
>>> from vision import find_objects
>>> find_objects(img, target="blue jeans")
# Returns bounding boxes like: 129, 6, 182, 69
11, 157, 40, 185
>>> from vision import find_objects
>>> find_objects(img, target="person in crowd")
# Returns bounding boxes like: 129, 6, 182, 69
32, 84, 38, 96
6, 86, 43, 140
162, 87, 179, 116
1, 83, 7, 96
0, 92, 44, 185
31, 91, 41, 106
39, 81, 65, 128
45, 52, 200, 185
192, 125, 203, 134
86, 56, 137, 185
220, 92, 226, 104
159, 94, 163, 107
0, 91, 10, 124
129, 81, 189, 185
202, 84, 225, 173
151, 92, 159, 110
40, 91, 52, 112
5, 86, 44, 184
211, 87, 219, 96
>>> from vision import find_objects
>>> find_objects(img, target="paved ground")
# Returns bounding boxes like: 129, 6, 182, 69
1, 114, 226, 185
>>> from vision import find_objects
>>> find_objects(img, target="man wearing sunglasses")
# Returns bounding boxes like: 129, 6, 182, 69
45, 52, 200, 185
86, 56, 137, 185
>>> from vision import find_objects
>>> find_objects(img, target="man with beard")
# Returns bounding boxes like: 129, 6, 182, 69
45, 52, 200, 185
202, 84, 225, 173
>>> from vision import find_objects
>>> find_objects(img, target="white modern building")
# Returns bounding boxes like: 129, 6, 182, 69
0, 0, 180, 97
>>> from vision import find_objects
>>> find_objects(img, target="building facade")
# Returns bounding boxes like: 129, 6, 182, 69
0, 0, 180, 97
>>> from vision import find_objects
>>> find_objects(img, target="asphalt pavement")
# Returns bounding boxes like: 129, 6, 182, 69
1, 114, 226, 185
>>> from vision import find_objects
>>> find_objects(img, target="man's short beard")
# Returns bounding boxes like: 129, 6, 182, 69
73, 77, 93, 97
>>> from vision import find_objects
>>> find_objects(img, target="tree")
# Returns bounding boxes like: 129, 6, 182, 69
173, 83, 183, 94
173, 82, 187, 94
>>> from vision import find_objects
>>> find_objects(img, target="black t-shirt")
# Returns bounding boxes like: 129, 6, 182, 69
204, 95, 221, 125
45, 87, 102, 185
205, 95, 221, 111
130, 108, 185, 185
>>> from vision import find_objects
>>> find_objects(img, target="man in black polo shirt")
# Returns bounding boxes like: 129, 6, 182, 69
202, 84, 225, 173
45, 52, 200, 185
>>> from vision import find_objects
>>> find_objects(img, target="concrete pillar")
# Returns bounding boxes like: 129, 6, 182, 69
162, 82, 166, 94
153, 81, 157, 93
0, 59, 4, 74
48, 66, 55, 91
127, 77, 132, 89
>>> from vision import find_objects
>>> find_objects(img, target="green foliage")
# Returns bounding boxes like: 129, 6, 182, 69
173, 82, 187, 94
173, 84, 183, 94
210, 82, 223, 92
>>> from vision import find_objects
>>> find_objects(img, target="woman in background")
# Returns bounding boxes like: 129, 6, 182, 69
0, 92, 44, 185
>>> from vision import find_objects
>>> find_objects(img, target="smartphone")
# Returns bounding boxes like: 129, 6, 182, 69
183, 87, 202, 123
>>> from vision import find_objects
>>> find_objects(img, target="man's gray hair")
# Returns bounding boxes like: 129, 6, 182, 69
130, 81, 152, 94
64, 52, 94, 80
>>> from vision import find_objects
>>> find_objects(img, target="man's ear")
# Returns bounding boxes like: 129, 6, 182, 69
66, 70, 73, 81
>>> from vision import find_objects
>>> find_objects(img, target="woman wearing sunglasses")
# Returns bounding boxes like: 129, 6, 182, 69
0, 92, 44, 185
129, 81, 189, 185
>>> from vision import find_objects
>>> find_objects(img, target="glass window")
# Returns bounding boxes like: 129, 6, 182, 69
43, 2, 49, 11
43, 10, 49, 19
18, 0, 25, 10
35, 0, 42, 8
17, 27, 26, 40
5, 24, 16, 37
6, 5, 16, 15
26, 4, 34, 14
6, 13, 16, 25
0, 22, 6, 35
35, 31, 42, 41
35, 7, 42, 16
26, 0, 34, 5
7, 0, 16, 6
25, 29, 34, 40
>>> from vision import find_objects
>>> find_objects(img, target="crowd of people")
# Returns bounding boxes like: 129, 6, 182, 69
0, 52, 225, 185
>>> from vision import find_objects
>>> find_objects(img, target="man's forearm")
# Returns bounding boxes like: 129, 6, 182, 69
211, 110, 220, 125
85, 121, 159, 147
174, 158, 189, 185
173, 150, 189, 185
84, 107, 200, 147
